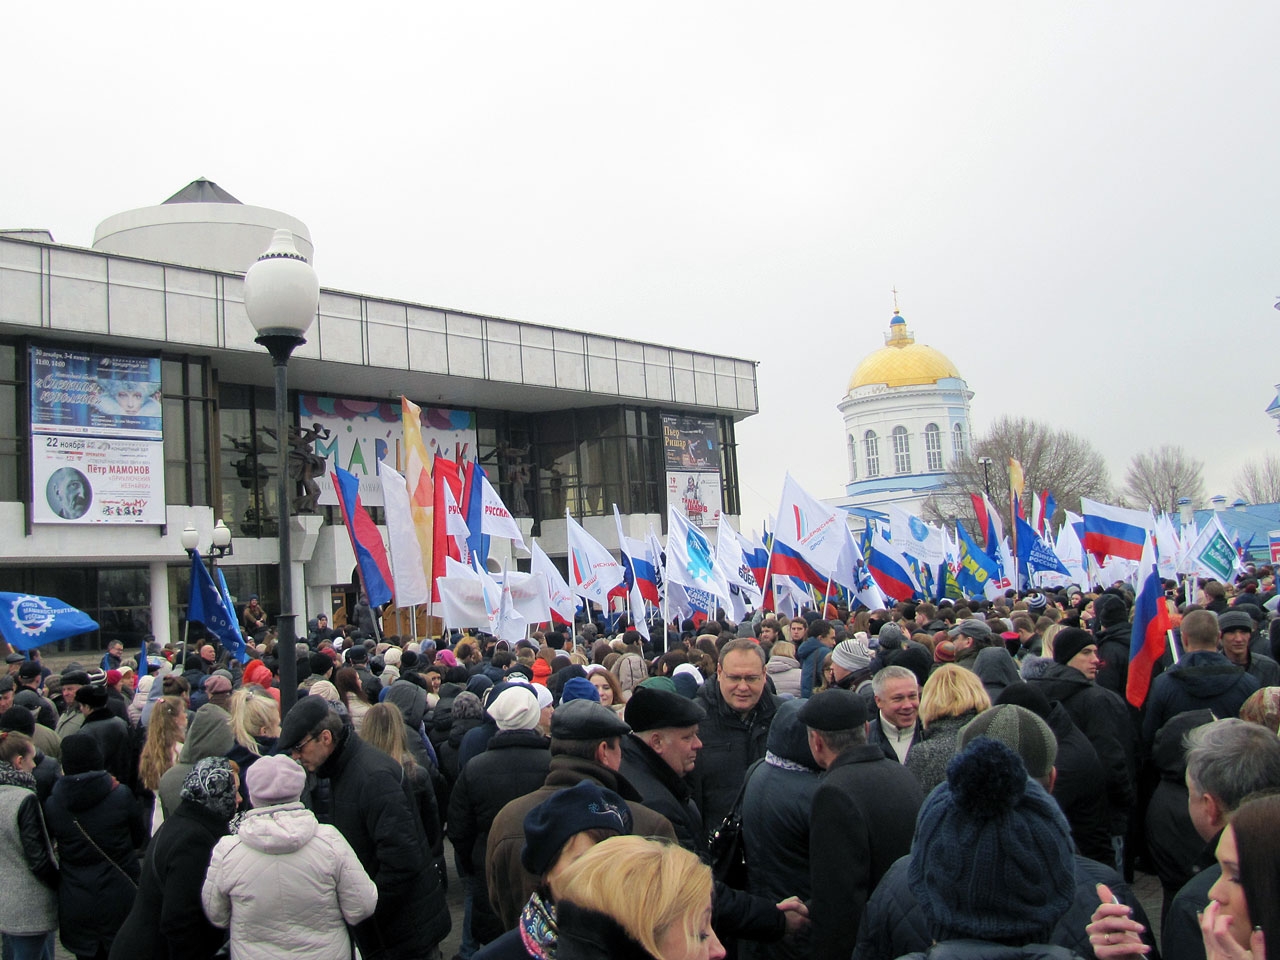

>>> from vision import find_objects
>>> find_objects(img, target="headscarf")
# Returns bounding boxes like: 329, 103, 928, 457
451, 690, 485, 721
0, 759, 36, 792
180, 756, 239, 820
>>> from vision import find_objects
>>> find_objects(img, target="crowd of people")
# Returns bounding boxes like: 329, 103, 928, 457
0, 569, 1277, 960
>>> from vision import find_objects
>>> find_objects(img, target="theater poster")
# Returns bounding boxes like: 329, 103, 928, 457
297, 395, 477, 507
29, 345, 165, 524
662, 414, 722, 529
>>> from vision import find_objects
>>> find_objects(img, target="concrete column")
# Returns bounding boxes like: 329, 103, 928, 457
290, 560, 308, 633
149, 560, 171, 648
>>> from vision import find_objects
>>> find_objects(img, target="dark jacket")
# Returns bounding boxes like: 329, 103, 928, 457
1141, 651, 1259, 747
1094, 618, 1133, 700
108, 800, 228, 960
44, 769, 145, 957
796, 637, 829, 698
557, 901, 659, 960
1145, 710, 1214, 904
688, 680, 779, 837
1163, 836, 1220, 960
896, 942, 1084, 960
1039, 700, 1112, 866
809, 743, 923, 960
313, 726, 450, 959
619, 734, 704, 853
854, 854, 1155, 960
78, 709, 135, 790
1242, 650, 1280, 688
1028, 662, 1134, 832
31, 751, 60, 803
867, 712, 922, 764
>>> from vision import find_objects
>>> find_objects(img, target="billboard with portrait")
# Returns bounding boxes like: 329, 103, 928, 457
297, 395, 477, 507
29, 345, 165, 524
662, 414, 722, 529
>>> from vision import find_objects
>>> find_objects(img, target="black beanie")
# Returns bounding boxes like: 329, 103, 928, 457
61, 733, 104, 775
0, 707, 35, 736
1052, 628, 1095, 666
1095, 594, 1128, 628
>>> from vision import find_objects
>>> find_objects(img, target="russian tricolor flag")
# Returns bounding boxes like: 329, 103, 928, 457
769, 540, 829, 591
1080, 498, 1150, 562
1127, 530, 1171, 708
868, 526, 919, 603
333, 466, 394, 607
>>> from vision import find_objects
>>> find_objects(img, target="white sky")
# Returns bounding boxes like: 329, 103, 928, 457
8, 2, 1280, 531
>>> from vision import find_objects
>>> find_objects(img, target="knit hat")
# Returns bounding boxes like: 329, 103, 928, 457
1025, 593, 1048, 613
637, 676, 678, 695
309, 679, 340, 702
876, 622, 907, 650
520, 781, 633, 875
908, 738, 1075, 943
671, 671, 700, 699
0, 707, 35, 736
1095, 594, 1128, 627
957, 704, 1058, 780
487, 686, 541, 732
1052, 627, 1095, 666
1217, 610, 1255, 633
933, 639, 956, 663
60, 733, 104, 775
624, 686, 705, 732
559, 677, 600, 704
831, 638, 872, 672
246, 754, 306, 807
671, 663, 705, 687
105, 669, 123, 686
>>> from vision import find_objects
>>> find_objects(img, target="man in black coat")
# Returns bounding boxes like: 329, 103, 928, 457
1093, 593, 1134, 700
74, 685, 134, 790
688, 639, 779, 837
279, 697, 450, 960
800, 690, 923, 960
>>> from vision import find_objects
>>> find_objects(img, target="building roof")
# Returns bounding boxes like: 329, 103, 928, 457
848, 312, 962, 391
162, 178, 242, 204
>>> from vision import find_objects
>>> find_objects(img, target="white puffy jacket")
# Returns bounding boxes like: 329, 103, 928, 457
202, 802, 377, 960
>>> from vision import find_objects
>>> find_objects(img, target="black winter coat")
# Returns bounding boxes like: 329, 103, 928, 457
557, 902, 659, 960
853, 854, 1157, 960
1095, 620, 1133, 700
687, 681, 778, 837
313, 728, 450, 959
1039, 701, 1112, 865
619, 735, 704, 853
31, 752, 60, 803
44, 770, 144, 957
1145, 709, 1214, 905
107, 800, 229, 960
808, 744, 923, 960
78, 710, 135, 790
1141, 652, 1258, 747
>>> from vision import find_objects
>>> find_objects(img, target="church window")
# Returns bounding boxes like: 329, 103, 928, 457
848, 435, 858, 481
864, 430, 880, 478
892, 426, 911, 475
953, 422, 966, 459
925, 423, 943, 471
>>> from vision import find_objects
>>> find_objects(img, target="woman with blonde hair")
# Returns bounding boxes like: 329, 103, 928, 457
551, 835, 724, 960
905, 665, 992, 793
139, 695, 188, 833
227, 690, 280, 804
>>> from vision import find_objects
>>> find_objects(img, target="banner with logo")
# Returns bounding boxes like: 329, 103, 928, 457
29, 344, 164, 524
297, 395, 476, 507
0, 593, 99, 651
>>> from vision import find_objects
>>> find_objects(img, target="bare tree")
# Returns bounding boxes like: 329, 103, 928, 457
1233, 454, 1280, 504
922, 415, 1113, 536
1124, 445, 1206, 514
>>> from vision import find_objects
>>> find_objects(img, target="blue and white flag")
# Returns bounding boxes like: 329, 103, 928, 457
187, 553, 247, 663
1015, 515, 1072, 579
0, 593, 98, 652
666, 506, 730, 602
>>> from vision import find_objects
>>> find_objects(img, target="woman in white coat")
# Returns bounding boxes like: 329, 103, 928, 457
201, 754, 377, 960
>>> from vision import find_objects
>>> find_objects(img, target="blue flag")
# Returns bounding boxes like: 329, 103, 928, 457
188, 553, 247, 663
0, 593, 98, 652
1015, 515, 1072, 579
955, 522, 1001, 598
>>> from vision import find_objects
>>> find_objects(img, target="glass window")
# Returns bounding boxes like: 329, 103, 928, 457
892, 426, 911, 475
848, 435, 858, 481
953, 423, 966, 459
219, 382, 281, 538
0, 342, 21, 503
864, 430, 880, 478
925, 423, 943, 472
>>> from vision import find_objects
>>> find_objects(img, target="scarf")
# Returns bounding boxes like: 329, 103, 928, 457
180, 756, 239, 820
0, 759, 36, 791
764, 750, 811, 774
519, 891, 559, 960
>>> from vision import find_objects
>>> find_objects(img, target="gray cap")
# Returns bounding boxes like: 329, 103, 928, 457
1217, 610, 1255, 633
550, 699, 631, 740
948, 619, 993, 640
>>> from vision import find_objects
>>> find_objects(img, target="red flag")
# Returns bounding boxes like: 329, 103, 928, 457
431, 456, 464, 603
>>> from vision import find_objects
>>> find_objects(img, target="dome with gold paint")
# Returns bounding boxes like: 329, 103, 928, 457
847, 312, 961, 392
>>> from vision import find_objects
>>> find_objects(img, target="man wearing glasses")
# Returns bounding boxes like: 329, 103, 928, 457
689, 638, 779, 838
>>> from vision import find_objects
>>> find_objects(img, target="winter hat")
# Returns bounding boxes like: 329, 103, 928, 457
1095, 594, 1128, 627
520, 781, 633, 875
309, 679, 340, 702
60, 734, 105, 775
466, 675, 494, 698
948, 619, 993, 641
436, 649, 459, 668
765, 699, 823, 771
671, 671, 700, 699
1025, 593, 1048, 613
506, 663, 534, 681
1051, 627, 1095, 666
909, 738, 1075, 943
105, 669, 123, 686
74, 684, 109, 710
246, 754, 306, 807
1217, 610, 1255, 633
60, 670, 90, 687
958, 703, 1057, 780
0, 707, 35, 736
831, 638, 872, 673
560, 677, 601, 704
18, 661, 42, 681
451, 691, 485, 721
671, 663, 705, 687
876, 622, 907, 650
384, 647, 403, 667
637, 676, 678, 695
487, 686, 541, 732
204, 675, 232, 696
933, 639, 956, 663
624, 686, 705, 732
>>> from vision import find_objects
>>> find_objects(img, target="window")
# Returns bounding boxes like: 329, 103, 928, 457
925, 423, 943, 472
163, 357, 215, 507
848, 435, 858, 481
953, 423, 966, 459
0, 341, 20, 503
218, 383, 282, 538
892, 426, 911, 475
864, 430, 880, 478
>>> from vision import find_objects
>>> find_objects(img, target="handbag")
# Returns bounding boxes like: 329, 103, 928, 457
705, 758, 763, 888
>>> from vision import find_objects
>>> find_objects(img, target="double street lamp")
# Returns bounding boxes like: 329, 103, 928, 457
243, 230, 319, 714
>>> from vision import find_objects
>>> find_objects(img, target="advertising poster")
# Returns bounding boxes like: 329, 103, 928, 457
662, 414, 722, 529
297, 395, 477, 507
29, 345, 165, 524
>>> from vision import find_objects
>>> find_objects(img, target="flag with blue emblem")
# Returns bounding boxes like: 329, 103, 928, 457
187, 552, 247, 663
0, 593, 98, 652
666, 506, 730, 603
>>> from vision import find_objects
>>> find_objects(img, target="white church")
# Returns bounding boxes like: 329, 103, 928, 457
830, 309, 974, 530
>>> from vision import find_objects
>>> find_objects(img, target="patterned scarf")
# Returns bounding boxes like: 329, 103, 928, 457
764, 750, 811, 774
519, 891, 558, 960
0, 759, 36, 791
180, 756, 239, 820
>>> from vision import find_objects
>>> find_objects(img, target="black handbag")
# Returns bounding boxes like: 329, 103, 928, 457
705, 758, 763, 888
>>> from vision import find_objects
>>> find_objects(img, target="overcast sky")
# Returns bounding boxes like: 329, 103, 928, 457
8, 2, 1280, 530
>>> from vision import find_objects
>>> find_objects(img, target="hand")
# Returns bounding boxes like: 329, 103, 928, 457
1086, 883, 1150, 959
776, 897, 810, 936
1201, 899, 1265, 960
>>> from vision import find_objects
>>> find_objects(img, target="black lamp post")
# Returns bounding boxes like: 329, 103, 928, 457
243, 230, 318, 714
976, 456, 993, 499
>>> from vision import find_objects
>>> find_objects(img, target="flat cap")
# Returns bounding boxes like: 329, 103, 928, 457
1217, 610, 1255, 633
550, 698, 630, 740
5, 652, 26, 665
624, 686, 705, 733
948, 619, 993, 640
276, 695, 334, 753
798, 689, 868, 731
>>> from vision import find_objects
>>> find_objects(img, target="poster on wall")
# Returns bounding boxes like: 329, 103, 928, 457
29, 345, 165, 524
297, 395, 477, 507
662, 413, 722, 529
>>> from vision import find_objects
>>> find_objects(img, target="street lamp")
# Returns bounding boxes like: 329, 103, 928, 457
243, 229, 319, 714
179, 520, 235, 657
976, 456, 993, 499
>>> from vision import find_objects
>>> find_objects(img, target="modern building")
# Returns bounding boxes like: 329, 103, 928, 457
0, 181, 757, 653
830, 309, 973, 528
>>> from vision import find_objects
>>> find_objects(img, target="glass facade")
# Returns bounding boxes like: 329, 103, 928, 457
0, 341, 20, 503
218, 383, 283, 539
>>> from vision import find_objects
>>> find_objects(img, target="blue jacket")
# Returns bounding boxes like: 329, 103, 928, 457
796, 637, 827, 698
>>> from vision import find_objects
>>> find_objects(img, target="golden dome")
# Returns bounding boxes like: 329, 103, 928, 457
847, 312, 961, 391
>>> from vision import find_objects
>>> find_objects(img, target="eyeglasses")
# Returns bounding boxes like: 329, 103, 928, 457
289, 734, 317, 756
723, 674, 763, 685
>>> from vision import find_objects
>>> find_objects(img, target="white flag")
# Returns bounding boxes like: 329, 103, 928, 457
667, 506, 730, 601
714, 515, 763, 617
436, 562, 491, 631
887, 504, 948, 566
613, 506, 650, 641
481, 476, 528, 551
565, 512, 625, 605
443, 481, 471, 560
774, 473, 850, 581
379, 463, 429, 607
532, 538, 580, 626
495, 564, 527, 641
502, 570, 551, 625
1054, 513, 1089, 588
